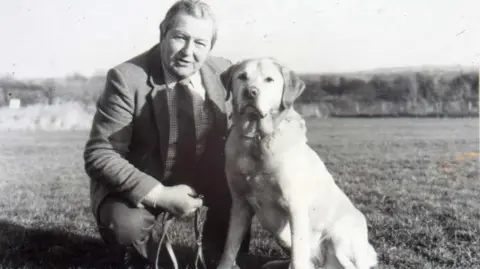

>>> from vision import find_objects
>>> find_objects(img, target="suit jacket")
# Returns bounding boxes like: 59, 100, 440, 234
83, 44, 233, 221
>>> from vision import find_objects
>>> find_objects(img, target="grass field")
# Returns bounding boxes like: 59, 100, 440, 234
0, 118, 479, 269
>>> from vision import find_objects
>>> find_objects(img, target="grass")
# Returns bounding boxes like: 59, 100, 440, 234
0, 118, 479, 269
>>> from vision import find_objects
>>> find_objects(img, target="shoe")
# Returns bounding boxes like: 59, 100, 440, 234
260, 259, 291, 269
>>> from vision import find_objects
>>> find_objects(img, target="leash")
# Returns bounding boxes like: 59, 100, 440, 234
193, 209, 207, 269
154, 195, 207, 269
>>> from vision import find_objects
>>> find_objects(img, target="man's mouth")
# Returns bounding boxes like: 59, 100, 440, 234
174, 58, 192, 67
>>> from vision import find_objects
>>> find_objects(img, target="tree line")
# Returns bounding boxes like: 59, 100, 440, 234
1, 67, 478, 117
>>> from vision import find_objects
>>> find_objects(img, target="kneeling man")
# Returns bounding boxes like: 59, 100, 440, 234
83, 1, 250, 268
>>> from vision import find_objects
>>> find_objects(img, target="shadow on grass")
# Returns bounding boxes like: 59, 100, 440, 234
0, 220, 283, 269
0, 220, 118, 269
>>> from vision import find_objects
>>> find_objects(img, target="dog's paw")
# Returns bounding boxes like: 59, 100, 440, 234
261, 259, 291, 269
216, 262, 241, 269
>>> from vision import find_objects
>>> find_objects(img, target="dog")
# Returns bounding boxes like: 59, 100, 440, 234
215, 58, 378, 269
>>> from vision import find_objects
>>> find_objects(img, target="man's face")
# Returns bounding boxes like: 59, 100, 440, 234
160, 12, 214, 79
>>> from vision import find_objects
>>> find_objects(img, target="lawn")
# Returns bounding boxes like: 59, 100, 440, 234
0, 118, 479, 269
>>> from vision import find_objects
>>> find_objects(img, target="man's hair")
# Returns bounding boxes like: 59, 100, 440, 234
159, 0, 218, 49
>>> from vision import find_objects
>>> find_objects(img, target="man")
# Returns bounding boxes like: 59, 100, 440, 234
83, 1, 250, 268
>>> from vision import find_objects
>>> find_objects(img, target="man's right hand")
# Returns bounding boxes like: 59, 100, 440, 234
143, 184, 204, 217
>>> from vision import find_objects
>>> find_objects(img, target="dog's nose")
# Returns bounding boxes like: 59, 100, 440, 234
244, 87, 258, 100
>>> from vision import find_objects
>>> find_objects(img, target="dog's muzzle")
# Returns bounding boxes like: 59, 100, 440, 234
240, 104, 267, 119
243, 86, 259, 100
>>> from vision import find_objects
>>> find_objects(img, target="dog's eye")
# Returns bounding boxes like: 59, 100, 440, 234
237, 73, 247, 81
265, 77, 274, 83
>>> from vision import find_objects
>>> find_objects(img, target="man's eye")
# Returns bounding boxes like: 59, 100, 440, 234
195, 41, 207, 47
173, 35, 185, 40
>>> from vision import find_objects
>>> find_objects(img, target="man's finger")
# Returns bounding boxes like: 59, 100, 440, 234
191, 197, 204, 208
189, 193, 204, 199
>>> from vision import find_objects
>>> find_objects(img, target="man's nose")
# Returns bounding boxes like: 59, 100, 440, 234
244, 87, 259, 100
180, 40, 195, 56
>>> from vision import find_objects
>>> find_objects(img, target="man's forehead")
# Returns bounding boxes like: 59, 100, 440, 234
168, 13, 214, 36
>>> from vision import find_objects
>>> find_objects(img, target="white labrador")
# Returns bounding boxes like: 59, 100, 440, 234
216, 58, 378, 269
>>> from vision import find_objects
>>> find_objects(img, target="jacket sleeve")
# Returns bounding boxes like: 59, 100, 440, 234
83, 68, 159, 207
218, 57, 233, 72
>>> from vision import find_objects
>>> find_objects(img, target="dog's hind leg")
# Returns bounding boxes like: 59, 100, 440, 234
327, 241, 356, 269
321, 242, 344, 269
352, 243, 377, 269
335, 255, 356, 269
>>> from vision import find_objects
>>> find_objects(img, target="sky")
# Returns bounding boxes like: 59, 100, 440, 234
1, 0, 479, 79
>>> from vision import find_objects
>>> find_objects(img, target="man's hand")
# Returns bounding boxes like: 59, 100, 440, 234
142, 184, 203, 217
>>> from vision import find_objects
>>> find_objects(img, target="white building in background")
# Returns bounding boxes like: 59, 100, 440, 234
9, 98, 21, 109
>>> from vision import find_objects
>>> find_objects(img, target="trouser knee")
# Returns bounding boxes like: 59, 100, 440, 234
97, 196, 157, 246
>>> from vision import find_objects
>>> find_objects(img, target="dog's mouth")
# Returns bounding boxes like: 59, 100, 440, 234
237, 104, 274, 139
240, 104, 267, 119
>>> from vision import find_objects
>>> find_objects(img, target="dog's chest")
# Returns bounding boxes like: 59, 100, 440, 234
234, 152, 289, 212
233, 140, 282, 175
243, 172, 287, 210
226, 133, 291, 212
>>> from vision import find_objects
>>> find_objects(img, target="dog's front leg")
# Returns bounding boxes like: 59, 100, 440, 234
217, 185, 254, 269
289, 201, 313, 269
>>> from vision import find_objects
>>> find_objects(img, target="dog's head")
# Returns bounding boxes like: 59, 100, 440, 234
221, 58, 305, 137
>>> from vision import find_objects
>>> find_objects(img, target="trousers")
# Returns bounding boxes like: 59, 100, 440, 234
96, 173, 251, 268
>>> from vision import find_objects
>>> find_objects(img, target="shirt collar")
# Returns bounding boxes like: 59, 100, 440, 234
162, 63, 202, 90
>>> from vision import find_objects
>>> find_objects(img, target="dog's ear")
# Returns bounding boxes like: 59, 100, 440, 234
220, 64, 237, 101
279, 65, 305, 110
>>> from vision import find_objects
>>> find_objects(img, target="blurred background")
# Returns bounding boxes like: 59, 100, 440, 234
0, 0, 478, 130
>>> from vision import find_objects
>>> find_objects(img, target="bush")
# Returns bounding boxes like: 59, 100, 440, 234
298, 68, 478, 117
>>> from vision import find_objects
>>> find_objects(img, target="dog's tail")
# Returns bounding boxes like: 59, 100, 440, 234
354, 242, 378, 269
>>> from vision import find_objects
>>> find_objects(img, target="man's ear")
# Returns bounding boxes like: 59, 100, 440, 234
279, 65, 305, 110
220, 64, 236, 101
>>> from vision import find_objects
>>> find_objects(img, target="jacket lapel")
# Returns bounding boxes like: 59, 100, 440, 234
200, 60, 229, 133
147, 45, 170, 165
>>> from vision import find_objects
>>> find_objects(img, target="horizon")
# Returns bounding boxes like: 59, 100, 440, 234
1, 0, 479, 80
3, 63, 478, 82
